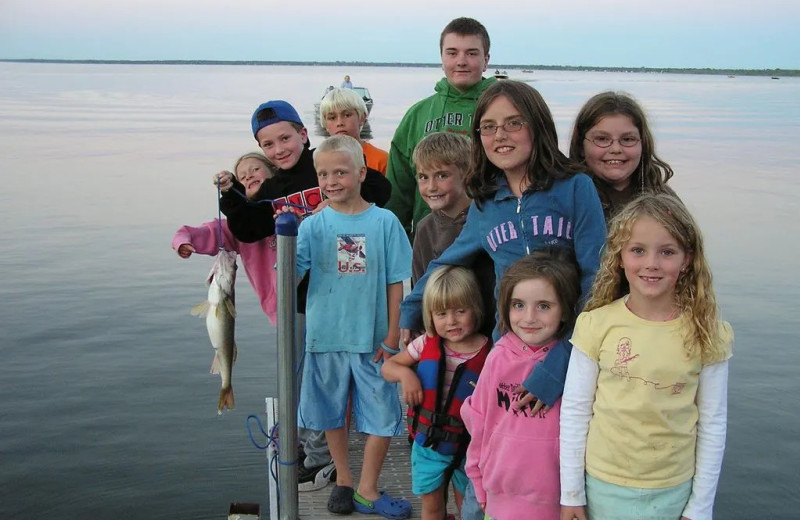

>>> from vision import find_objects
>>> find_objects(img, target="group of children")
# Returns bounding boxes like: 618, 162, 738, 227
173, 20, 732, 520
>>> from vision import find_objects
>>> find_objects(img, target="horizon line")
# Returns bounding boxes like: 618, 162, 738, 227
1, 59, 796, 75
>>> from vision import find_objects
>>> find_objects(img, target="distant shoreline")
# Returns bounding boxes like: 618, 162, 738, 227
1, 58, 797, 77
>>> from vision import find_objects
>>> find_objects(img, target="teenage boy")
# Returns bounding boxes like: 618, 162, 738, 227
216, 100, 391, 492
385, 17, 496, 238
319, 87, 389, 174
286, 135, 413, 517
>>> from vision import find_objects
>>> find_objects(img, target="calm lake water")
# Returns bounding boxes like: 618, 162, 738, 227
1, 63, 798, 519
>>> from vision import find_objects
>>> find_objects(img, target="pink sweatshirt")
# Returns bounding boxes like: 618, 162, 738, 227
172, 219, 278, 324
461, 332, 561, 520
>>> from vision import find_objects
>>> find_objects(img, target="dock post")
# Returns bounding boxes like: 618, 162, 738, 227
275, 212, 299, 520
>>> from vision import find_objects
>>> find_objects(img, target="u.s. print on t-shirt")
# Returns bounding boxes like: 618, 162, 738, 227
337, 234, 366, 274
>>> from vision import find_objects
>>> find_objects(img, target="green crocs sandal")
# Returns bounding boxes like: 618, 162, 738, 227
353, 491, 412, 519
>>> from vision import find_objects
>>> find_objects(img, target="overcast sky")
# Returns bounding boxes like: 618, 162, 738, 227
1, 0, 797, 69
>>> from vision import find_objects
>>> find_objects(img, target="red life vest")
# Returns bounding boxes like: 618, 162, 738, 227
407, 335, 491, 456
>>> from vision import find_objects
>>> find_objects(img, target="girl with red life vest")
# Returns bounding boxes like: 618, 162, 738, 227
382, 266, 490, 520
460, 249, 581, 520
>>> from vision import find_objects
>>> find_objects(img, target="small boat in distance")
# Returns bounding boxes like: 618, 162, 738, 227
771, 76, 780, 80
522, 69, 535, 73
321, 85, 374, 114
352, 86, 374, 114
494, 69, 509, 80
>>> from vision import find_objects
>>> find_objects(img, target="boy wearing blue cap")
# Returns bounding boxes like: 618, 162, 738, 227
216, 101, 389, 492
217, 100, 390, 242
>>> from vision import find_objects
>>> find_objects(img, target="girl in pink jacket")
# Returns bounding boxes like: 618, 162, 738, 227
172, 152, 279, 324
461, 249, 581, 520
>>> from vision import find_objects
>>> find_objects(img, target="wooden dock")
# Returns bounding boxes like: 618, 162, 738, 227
295, 429, 458, 519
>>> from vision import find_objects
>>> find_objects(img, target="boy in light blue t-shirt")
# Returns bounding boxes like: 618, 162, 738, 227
287, 135, 413, 518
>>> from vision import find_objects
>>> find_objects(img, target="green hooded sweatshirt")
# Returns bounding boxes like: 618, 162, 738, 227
385, 76, 497, 238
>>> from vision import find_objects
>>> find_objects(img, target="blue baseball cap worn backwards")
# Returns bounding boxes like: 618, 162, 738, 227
251, 100, 304, 139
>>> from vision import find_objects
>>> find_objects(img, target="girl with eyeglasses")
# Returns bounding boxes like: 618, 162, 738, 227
399, 79, 606, 520
569, 91, 676, 221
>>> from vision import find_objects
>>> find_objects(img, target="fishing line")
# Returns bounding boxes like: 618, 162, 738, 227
217, 181, 224, 251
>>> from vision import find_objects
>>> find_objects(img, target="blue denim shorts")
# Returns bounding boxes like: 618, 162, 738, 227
585, 473, 692, 520
298, 351, 403, 437
410, 442, 469, 495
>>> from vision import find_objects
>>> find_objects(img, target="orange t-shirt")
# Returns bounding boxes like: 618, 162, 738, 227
362, 141, 388, 175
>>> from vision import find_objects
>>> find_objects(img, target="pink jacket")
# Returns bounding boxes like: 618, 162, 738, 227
461, 332, 561, 520
172, 219, 278, 324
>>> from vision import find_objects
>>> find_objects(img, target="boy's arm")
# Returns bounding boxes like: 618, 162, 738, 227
681, 360, 729, 520
361, 166, 392, 208
520, 337, 573, 407
219, 180, 277, 242
376, 281, 404, 363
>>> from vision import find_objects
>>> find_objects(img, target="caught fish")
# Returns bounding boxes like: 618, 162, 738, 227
191, 249, 238, 414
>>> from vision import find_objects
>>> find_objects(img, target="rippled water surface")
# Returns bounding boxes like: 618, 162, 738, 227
1, 63, 798, 518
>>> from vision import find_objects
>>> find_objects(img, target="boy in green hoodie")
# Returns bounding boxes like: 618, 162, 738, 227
385, 17, 496, 238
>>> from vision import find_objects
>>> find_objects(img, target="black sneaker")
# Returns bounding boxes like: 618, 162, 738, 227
298, 460, 336, 492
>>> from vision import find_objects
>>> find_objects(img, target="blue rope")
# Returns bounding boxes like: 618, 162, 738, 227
246, 414, 285, 500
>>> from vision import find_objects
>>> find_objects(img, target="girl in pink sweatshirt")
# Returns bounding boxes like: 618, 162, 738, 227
461, 249, 581, 520
172, 152, 279, 324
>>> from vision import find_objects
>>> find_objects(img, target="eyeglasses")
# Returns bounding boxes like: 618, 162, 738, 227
477, 119, 528, 136
585, 135, 641, 148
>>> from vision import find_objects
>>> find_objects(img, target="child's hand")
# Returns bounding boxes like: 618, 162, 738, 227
513, 385, 549, 415
400, 373, 423, 406
561, 505, 587, 520
213, 170, 234, 193
273, 204, 303, 221
177, 244, 195, 258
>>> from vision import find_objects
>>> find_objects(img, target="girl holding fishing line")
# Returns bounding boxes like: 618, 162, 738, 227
560, 192, 733, 520
173, 152, 280, 323
460, 249, 581, 520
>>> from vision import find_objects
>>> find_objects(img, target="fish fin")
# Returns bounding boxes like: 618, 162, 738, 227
232, 343, 238, 365
190, 301, 210, 317
210, 351, 221, 375
218, 386, 235, 413
225, 299, 237, 319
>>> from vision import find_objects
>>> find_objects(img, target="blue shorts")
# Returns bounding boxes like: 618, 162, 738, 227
411, 442, 469, 495
585, 473, 692, 520
298, 351, 403, 437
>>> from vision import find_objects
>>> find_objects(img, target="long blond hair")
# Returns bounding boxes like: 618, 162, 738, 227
585, 192, 723, 362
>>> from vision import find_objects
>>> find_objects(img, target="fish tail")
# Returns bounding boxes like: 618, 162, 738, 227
218, 386, 235, 413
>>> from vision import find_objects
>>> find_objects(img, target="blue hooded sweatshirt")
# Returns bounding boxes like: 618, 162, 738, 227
400, 173, 606, 405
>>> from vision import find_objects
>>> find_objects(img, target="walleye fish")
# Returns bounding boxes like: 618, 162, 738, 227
191, 249, 238, 414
